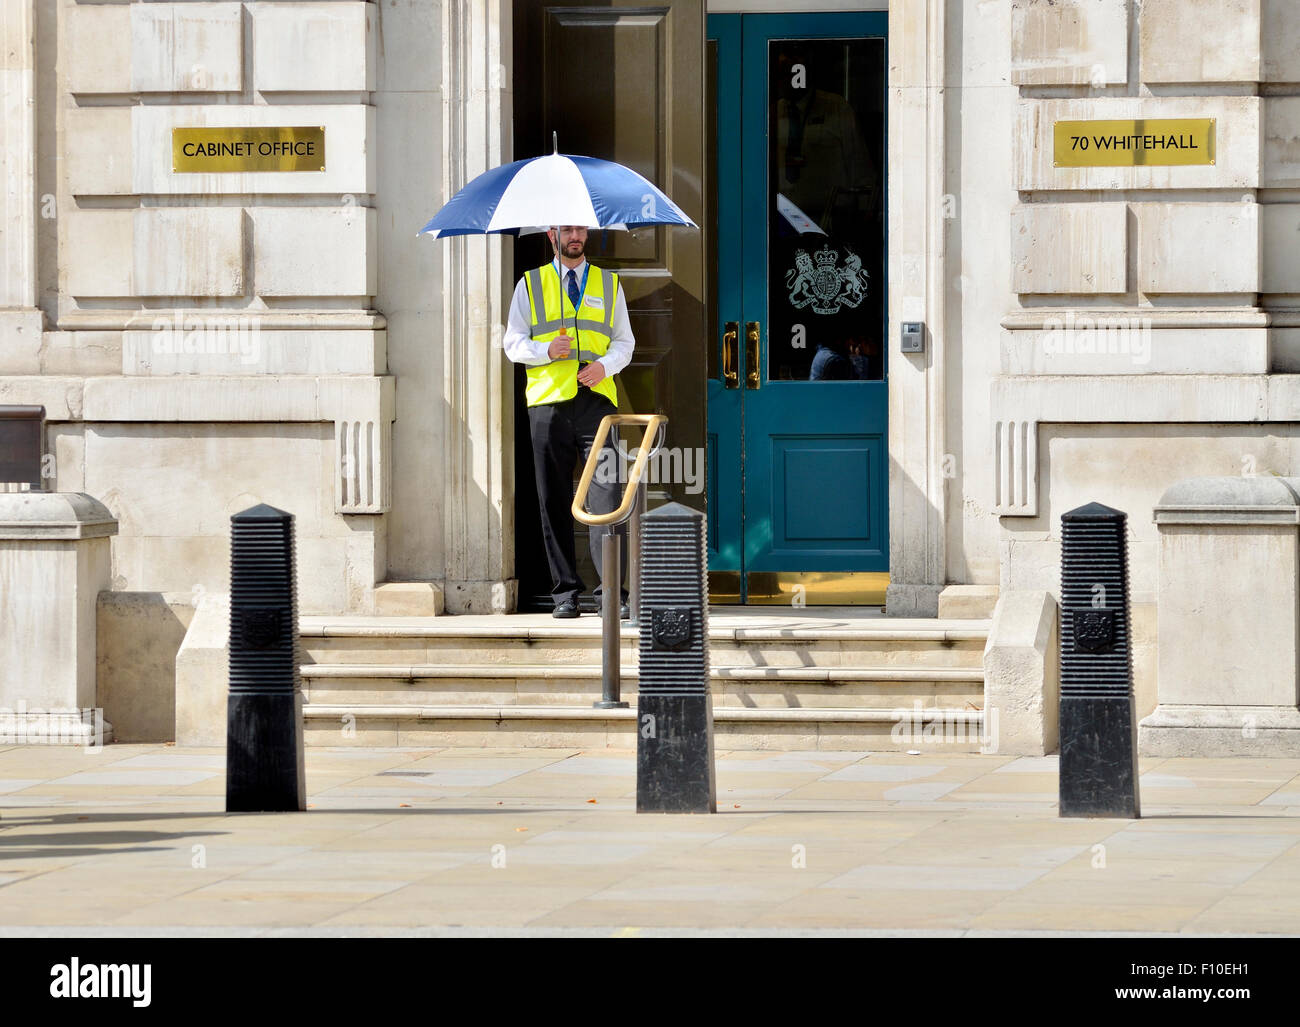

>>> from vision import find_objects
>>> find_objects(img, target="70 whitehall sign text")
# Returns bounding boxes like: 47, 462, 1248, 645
1053, 118, 1216, 168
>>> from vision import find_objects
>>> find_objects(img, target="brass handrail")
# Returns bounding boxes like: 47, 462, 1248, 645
572, 414, 668, 526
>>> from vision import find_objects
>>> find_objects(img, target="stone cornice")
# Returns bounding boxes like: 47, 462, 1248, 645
0, 373, 393, 422
55, 312, 388, 332
1001, 308, 1269, 331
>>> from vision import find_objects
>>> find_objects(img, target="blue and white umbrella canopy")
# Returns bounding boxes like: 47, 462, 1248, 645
418, 152, 697, 238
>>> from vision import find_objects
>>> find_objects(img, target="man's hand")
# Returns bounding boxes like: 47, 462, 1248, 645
548, 332, 572, 360
577, 361, 607, 387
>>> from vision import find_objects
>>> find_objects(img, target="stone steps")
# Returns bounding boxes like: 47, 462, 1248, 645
300, 663, 984, 709
300, 704, 987, 751
300, 616, 988, 669
294, 611, 991, 752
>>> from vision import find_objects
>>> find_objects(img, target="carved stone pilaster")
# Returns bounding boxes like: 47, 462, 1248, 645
0, 0, 46, 357
992, 418, 1040, 517
440, 0, 516, 613
885, 0, 949, 618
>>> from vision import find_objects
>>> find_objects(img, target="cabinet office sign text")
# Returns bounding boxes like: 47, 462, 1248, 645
1053, 118, 1215, 168
172, 127, 325, 173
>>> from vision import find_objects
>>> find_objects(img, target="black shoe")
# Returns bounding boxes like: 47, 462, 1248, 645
552, 600, 579, 619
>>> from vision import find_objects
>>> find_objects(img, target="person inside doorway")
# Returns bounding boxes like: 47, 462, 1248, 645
809, 337, 853, 380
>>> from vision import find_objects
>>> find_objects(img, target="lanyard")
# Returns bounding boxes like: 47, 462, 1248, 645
554, 258, 589, 314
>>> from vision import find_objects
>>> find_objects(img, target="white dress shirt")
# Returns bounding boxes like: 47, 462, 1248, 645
502, 257, 635, 376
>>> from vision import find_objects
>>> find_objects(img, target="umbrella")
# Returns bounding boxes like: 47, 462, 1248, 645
417, 137, 698, 239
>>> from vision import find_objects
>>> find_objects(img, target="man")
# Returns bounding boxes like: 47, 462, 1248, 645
809, 339, 853, 381
503, 225, 634, 619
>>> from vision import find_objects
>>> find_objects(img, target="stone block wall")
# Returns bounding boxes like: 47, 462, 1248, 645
3, 0, 394, 616
989, 0, 1300, 713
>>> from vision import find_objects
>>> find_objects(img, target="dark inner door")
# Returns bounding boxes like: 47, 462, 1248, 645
511, 0, 706, 611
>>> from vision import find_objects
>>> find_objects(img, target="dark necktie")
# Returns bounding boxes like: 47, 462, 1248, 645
567, 268, 581, 312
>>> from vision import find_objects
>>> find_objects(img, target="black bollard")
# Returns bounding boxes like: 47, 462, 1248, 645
1058, 502, 1140, 819
636, 503, 715, 813
226, 503, 306, 812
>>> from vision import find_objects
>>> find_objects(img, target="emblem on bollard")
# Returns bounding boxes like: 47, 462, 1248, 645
238, 607, 282, 650
651, 608, 692, 651
1072, 608, 1115, 654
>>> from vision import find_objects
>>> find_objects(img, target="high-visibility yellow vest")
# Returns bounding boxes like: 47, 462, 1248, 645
524, 261, 621, 407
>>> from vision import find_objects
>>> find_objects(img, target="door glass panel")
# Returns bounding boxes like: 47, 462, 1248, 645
707, 38, 720, 381
768, 37, 886, 382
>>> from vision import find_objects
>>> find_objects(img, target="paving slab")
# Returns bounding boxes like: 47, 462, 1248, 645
1, 744, 1299, 935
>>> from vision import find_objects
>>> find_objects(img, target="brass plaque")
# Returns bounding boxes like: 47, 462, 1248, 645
173, 126, 325, 173
708, 571, 742, 604
1053, 118, 1215, 167
745, 571, 890, 607
709, 570, 889, 605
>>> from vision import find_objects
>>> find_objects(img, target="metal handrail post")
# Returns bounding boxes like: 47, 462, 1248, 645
571, 413, 668, 711
627, 476, 646, 623
594, 532, 625, 708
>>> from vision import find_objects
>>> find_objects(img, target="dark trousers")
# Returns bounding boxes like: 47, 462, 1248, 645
527, 388, 628, 607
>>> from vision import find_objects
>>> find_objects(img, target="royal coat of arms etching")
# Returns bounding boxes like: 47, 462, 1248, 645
786, 244, 870, 315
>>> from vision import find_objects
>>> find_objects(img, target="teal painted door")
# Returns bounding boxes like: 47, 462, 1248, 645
707, 12, 888, 603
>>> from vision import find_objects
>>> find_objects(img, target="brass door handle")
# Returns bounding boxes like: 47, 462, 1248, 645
745, 321, 760, 389
722, 321, 739, 389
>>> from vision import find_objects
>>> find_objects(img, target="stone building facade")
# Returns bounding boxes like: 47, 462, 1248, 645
3, 0, 1300, 745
